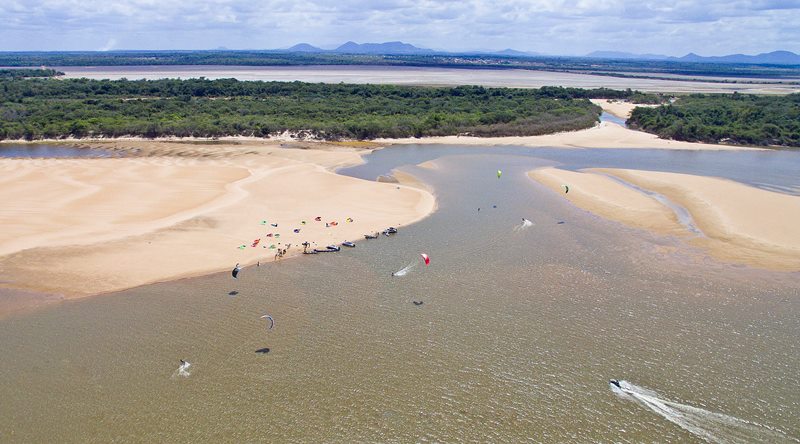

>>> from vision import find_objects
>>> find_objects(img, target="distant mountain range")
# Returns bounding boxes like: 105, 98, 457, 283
585, 50, 800, 65
286, 41, 434, 55
283, 41, 540, 58
280, 41, 800, 65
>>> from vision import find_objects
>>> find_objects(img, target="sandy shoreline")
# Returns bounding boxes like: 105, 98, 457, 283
377, 99, 758, 151
376, 121, 757, 150
0, 140, 435, 316
529, 167, 800, 270
0, 108, 777, 316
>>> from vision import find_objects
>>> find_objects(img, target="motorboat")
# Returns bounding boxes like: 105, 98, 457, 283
341, 241, 356, 248
313, 246, 340, 253
364, 233, 378, 239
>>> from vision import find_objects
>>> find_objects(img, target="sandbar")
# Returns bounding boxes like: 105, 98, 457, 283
528, 168, 683, 235
529, 167, 800, 270
0, 140, 435, 315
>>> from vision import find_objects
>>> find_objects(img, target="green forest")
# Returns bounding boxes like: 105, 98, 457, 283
0, 78, 633, 140
0, 68, 63, 78
628, 93, 800, 147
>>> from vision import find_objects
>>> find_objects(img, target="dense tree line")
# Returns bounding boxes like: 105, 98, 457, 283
628, 93, 800, 147
0, 68, 63, 78
0, 78, 615, 140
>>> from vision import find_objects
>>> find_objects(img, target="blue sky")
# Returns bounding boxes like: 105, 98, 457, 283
1, 0, 798, 55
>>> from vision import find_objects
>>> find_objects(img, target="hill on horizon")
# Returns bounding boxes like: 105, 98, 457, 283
585, 49, 800, 65
276, 42, 800, 65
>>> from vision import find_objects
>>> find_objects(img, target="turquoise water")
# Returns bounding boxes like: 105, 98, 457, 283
0, 145, 798, 443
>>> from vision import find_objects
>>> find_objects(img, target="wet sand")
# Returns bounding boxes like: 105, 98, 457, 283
0, 140, 435, 313
528, 167, 683, 235
529, 167, 800, 270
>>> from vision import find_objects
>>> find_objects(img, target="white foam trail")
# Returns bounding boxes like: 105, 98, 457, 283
171, 362, 193, 379
393, 262, 417, 277
612, 380, 797, 443
513, 219, 534, 232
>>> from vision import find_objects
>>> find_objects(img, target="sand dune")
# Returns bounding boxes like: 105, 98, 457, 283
0, 141, 435, 311
529, 167, 800, 270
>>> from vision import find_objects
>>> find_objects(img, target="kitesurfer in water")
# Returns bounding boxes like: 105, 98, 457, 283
610, 379, 621, 389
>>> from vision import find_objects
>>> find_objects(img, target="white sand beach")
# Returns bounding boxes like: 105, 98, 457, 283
0, 141, 435, 312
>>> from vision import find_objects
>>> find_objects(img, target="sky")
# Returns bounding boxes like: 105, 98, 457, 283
1, 0, 798, 55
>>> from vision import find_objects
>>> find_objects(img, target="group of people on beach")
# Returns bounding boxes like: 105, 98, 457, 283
274, 243, 292, 261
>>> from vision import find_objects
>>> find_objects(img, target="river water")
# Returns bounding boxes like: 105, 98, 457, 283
0, 143, 115, 158
0, 145, 798, 443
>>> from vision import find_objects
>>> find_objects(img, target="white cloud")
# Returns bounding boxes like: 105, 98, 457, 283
0, 0, 798, 55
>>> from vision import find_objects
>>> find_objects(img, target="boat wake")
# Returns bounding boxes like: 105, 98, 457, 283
513, 219, 534, 232
611, 380, 797, 444
392, 262, 417, 277
171, 362, 193, 379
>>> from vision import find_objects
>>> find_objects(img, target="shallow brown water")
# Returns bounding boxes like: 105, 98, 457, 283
0, 149, 798, 443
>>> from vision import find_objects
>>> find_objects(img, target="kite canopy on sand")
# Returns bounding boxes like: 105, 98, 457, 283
562, 184, 569, 194
232, 263, 241, 279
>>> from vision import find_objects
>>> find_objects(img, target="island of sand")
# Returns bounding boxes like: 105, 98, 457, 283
0, 140, 435, 315
529, 167, 800, 270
